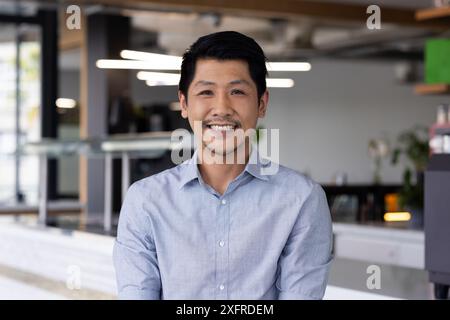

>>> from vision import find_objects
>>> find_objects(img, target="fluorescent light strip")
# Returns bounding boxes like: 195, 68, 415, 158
146, 79, 179, 86
266, 78, 295, 88
96, 50, 311, 72
98, 58, 310, 72
266, 62, 311, 72
137, 71, 180, 81
121, 50, 182, 65
383, 212, 411, 222
96, 59, 180, 70
56, 98, 76, 109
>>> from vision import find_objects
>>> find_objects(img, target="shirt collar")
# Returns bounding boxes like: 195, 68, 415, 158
245, 143, 271, 182
178, 143, 270, 190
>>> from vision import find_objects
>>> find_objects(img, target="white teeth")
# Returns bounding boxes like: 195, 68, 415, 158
209, 125, 235, 131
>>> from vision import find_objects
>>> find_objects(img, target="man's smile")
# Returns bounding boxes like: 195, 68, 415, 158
203, 120, 242, 139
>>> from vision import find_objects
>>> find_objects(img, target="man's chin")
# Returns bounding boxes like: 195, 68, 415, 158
202, 140, 247, 162
204, 143, 236, 155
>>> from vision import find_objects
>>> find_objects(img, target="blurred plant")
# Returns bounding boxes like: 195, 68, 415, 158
256, 125, 265, 143
368, 138, 389, 184
391, 126, 429, 209
6, 43, 40, 103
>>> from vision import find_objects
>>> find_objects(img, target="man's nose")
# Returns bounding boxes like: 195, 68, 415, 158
212, 92, 233, 116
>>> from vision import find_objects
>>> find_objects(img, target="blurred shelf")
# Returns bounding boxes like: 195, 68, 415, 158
0, 200, 83, 214
431, 123, 450, 135
416, 6, 450, 21
333, 222, 424, 269
13, 131, 194, 158
435, 128, 450, 135
414, 83, 450, 95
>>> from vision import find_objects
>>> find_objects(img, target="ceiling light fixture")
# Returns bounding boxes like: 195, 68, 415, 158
96, 59, 180, 70
56, 98, 77, 109
383, 212, 411, 222
96, 50, 311, 72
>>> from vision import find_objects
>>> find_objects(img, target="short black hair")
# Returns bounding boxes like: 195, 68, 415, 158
179, 31, 267, 101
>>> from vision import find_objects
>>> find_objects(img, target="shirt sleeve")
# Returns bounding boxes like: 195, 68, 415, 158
276, 183, 333, 300
112, 182, 162, 300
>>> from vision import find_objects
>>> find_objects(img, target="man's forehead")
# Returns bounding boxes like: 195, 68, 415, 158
192, 59, 254, 84
195, 58, 250, 73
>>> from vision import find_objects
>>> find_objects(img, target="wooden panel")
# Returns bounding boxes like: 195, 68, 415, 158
78, 12, 88, 227
416, 6, 450, 22
68, 0, 448, 28
59, 9, 84, 51
414, 83, 450, 95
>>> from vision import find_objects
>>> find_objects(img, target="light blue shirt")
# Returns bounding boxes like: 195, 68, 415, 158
113, 146, 333, 300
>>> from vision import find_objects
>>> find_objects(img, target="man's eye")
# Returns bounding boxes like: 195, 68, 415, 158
231, 89, 245, 95
198, 90, 213, 96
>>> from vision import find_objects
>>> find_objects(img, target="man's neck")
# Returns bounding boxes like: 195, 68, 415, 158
197, 142, 251, 195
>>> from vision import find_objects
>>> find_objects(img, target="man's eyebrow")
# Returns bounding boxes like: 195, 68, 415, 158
193, 79, 252, 87
229, 79, 251, 86
193, 80, 215, 87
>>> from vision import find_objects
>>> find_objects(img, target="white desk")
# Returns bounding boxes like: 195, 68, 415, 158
333, 222, 424, 269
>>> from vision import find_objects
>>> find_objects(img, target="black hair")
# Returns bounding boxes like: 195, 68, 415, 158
179, 31, 267, 101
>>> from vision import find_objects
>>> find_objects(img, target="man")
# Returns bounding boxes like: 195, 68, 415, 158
113, 31, 333, 300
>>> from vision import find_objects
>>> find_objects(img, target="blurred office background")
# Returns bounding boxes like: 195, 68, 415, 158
0, 0, 450, 300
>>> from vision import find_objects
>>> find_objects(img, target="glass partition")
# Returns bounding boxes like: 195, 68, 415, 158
0, 23, 41, 205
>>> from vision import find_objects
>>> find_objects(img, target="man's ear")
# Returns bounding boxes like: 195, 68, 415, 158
258, 90, 269, 118
178, 91, 188, 119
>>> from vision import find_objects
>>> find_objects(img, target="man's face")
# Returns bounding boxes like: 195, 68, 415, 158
179, 58, 268, 157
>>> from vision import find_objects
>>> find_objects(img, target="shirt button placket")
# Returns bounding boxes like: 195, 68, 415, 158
216, 197, 229, 299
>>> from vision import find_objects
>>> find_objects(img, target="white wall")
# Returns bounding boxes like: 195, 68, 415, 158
260, 58, 448, 184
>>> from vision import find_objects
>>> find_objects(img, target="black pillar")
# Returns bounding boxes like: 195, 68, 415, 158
85, 13, 130, 223
39, 9, 58, 200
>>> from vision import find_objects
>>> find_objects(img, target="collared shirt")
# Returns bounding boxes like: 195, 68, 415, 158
113, 146, 333, 300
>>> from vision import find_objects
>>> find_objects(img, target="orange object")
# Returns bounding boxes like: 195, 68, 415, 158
385, 193, 399, 212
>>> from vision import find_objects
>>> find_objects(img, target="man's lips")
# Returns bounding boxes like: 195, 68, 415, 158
205, 124, 238, 130
202, 123, 241, 141
203, 121, 240, 130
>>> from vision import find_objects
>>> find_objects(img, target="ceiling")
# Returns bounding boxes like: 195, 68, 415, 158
0, 0, 447, 67
308, 0, 433, 9
123, 1, 444, 61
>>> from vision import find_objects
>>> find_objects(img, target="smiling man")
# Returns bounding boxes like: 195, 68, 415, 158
113, 31, 333, 300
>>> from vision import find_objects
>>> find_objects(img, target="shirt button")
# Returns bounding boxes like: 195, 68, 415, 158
219, 284, 225, 290
219, 240, 225, 247
221, 199, 227, 205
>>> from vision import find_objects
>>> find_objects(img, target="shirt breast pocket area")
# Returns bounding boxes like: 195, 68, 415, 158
156, 239, 212, 274
232, 205, 296, 250
230, 232, 285, 263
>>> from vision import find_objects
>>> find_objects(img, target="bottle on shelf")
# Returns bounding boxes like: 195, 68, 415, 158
443, 135, 450, 153
433, 0, 450, 7
437, 104, 448, 125
429, 104, 450, 154
430, 135, 443, 154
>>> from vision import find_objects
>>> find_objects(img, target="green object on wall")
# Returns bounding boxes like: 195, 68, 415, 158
425, 39, 450, 84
